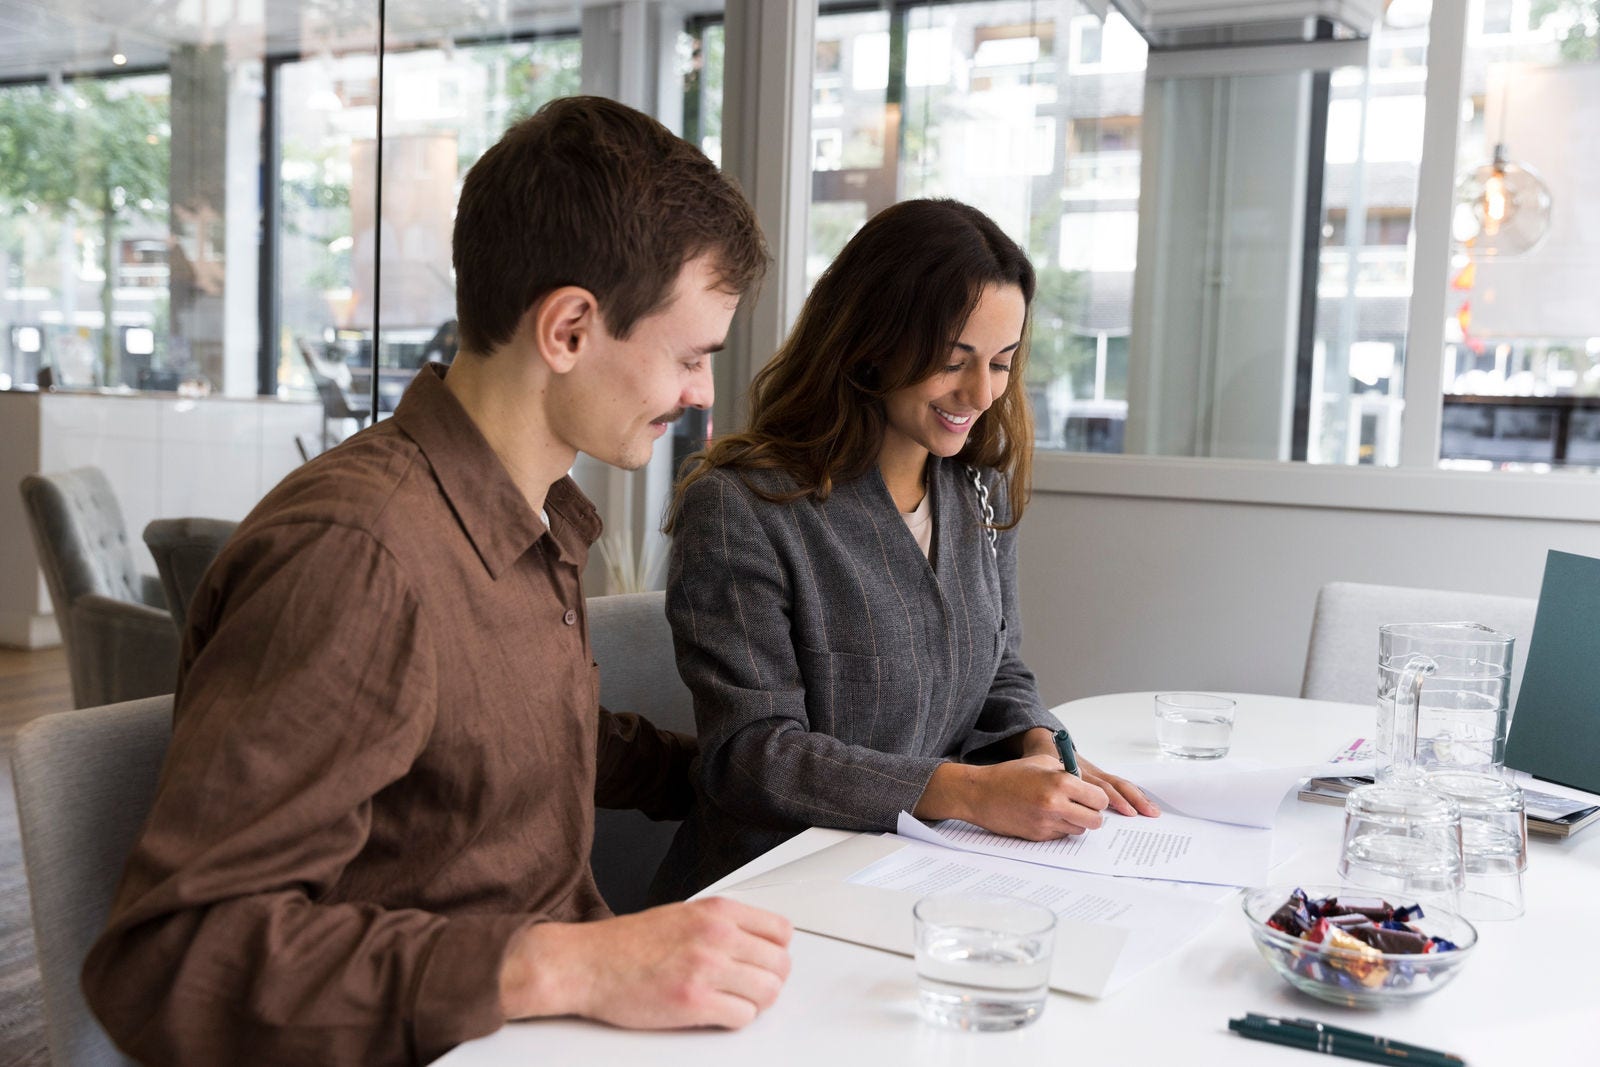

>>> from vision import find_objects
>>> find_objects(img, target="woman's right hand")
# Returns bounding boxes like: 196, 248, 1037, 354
913, 755, 1110, 840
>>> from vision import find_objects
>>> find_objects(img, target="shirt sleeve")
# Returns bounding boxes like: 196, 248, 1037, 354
962, 471, 1062, 756
81, 523, 532, 1067
593, 708, 697, 819
669, 474, 946, 833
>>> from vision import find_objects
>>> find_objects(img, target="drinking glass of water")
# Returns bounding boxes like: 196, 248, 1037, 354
1154, 693, 1237, 759
912, 893, 1055, 1031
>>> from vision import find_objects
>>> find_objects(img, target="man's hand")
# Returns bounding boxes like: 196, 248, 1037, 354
498, 897, 793, 1030
915, 755, 1110, 840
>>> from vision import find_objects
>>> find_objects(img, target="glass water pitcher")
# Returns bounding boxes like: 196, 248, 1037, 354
1375, 622, 1515, 783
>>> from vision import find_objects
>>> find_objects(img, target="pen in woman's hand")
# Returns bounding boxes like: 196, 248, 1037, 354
1053, 728, 1081, 777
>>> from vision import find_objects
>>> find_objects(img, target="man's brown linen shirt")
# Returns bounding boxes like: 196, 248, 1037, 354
82, 364, 693, 1065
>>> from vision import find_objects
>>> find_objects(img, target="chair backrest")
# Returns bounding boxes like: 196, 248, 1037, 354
19, 468, 144, 622
11, 695, 174, 1067
297, 339, 369, 421
142, 518, 239, 631
587, 590, 695, 914
1301, 581, 1539, 707
312, 374, 369, 421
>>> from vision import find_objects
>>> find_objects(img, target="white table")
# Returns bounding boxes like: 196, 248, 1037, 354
442, 692, 1596, 1067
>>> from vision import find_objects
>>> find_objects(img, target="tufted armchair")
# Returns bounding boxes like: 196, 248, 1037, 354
19, 468, 180, 708
142, 517, 239, 632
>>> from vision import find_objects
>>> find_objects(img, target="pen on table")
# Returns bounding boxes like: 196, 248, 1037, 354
1255, 1015, 1465, 1063
1229, 1015, 1465, 1067
1052, 728, 1080, 777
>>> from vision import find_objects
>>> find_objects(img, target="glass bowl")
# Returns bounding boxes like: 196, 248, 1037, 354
1241, 885, 1478, 1008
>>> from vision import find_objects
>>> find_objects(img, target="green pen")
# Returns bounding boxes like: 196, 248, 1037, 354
1263, 1016, 1466, 1064
1053, 728, 1080, 777
1229, 1016, 1463, 1067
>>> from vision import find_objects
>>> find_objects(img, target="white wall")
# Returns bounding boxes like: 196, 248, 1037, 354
1014, 454, 1600, 706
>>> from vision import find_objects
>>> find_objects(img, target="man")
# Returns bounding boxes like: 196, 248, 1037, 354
82, 96, 792, 1065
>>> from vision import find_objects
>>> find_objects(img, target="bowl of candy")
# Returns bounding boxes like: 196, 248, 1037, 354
1242, 885, 1477, 1008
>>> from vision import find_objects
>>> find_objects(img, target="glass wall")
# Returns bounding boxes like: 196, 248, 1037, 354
0, 0, 585, 438
5, 0, 1596, 476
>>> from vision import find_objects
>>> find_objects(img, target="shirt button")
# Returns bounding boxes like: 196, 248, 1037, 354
562, 609, 578, 626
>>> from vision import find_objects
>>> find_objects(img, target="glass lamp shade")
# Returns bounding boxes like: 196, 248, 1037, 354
1451, 146, 1553, 259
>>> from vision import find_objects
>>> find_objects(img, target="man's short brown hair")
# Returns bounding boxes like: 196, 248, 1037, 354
452, 96, 768, 354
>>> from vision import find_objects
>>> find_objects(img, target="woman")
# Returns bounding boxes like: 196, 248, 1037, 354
653, 199, 1158, 900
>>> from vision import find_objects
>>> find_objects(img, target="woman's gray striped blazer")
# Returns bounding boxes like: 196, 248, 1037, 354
650, 456, 1060, 900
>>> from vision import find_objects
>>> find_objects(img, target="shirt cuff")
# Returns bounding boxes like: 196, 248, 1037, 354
409, 913, 537, 1061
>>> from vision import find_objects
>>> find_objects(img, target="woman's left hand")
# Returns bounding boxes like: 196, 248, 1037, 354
1077, 755, 1161, 818
1017, 728, 1160, 818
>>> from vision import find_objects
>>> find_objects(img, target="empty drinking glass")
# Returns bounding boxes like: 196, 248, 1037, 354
1337, 782, 1464, 912
913, 893, 1055, 1031
1426, 770, 1527, 921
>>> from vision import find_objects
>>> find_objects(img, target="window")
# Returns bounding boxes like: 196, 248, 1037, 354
806, 1, 1146, 451
0, 73, 174, 391
273, 35, 580, 411
1438, 0, 1600, 469
1303, 23, 1429, 466
1074, 17, 1104, 68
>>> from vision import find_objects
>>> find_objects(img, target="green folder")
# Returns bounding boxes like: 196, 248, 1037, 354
1505, 550, 1600, 795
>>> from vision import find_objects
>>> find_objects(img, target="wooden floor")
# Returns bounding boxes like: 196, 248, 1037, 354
0, 646, 71, 1067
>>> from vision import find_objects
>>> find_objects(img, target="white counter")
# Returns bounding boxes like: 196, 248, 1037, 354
0, 389, 320, 648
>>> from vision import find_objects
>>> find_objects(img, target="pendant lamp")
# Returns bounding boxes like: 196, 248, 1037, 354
1451, 76, 1553, 259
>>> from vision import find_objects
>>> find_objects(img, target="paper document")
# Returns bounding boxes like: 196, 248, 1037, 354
1105, 758, 1338, 829
896, 809, 1274, 887
718, 834, 1224, 997
845, 840, 1225, 994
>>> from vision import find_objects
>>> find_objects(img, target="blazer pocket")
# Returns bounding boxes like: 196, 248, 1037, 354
794, 644, 885, 743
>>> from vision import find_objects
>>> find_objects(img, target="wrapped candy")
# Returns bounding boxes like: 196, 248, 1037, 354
1319, 897, 1394, 923
1266, 889, 1316, 938
1340, 922, 1430, 954
1320, 928, 1390, 987
1266, 888, 1459, 992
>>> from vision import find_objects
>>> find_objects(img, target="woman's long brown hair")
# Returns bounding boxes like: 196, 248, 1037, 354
667, 198, 1036, 531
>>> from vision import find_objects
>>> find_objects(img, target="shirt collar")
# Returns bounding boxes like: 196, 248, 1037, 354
391, 363, 602, 578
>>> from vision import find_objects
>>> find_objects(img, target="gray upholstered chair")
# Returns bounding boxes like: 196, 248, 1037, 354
588, 590, 695, 914
19, 468, 180, 708
297, 339, 371, 451
142, 518, 239, 631
1300, 581, 1539, 707
11, 694, 173, 1067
